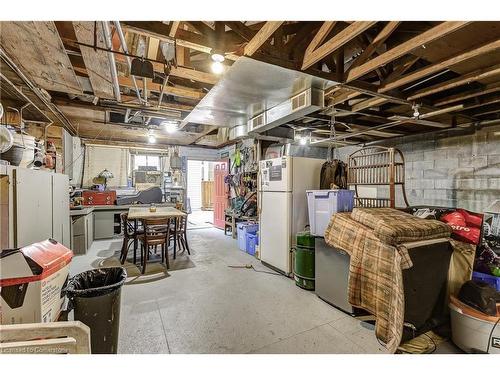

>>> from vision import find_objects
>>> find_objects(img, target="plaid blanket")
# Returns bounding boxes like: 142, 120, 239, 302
351, 208, 452, 246
324, 209, 471, 353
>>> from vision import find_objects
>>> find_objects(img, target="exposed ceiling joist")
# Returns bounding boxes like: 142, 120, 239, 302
346, 21, 471, 82
434, 81, 500, 106
169, 21, 180, 37
73, 21, 115, 99
0, 21, 83, 95
347, 21, 401, 72
352, 97, 389, 112
408, 63, 500, 100
117, 75, 205, 100
304, 22, 337, 61
301, 21, 377, 70
243, 21, 284, 56
379, 37, 500, 93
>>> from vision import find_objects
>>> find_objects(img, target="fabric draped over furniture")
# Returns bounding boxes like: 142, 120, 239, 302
324, 208, 475, 353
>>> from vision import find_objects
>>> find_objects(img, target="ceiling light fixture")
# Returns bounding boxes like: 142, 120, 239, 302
147, 128, 156, 143
412, 103, 421, 118
210, 49, 225, 75
162, 120, 179, 134
299, 136, 308, 146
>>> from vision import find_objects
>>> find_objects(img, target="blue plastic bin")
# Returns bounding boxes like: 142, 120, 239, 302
237, 222, 258, 251
246, 233, 259, 256
472, 271, 500, 291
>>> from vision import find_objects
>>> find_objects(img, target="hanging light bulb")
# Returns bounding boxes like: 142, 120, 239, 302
210, 49, 225, 75
299, 136, 308, 146
147, 128, 156, 144
162, 120, 178, 134
211, 60, 224, 74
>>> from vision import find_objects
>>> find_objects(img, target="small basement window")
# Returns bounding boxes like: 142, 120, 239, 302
134, 154, 160, 170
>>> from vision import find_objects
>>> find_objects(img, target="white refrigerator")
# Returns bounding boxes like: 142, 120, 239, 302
258, 156, 323, 275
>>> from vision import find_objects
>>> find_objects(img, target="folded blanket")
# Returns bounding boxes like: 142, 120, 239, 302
325, 212, 406, 352
324, 208, 474, 353
351, 207, 452, 246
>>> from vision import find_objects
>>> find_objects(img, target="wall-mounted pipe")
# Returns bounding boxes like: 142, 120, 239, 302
114, 21, 143, 104
102, 21, 121, 102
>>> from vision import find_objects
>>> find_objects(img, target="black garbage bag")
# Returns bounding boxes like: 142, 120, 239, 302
458, 280, 500, 317
65, 267, 127, 354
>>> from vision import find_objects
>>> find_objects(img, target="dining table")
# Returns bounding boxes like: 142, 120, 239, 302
127, 206, 187, 259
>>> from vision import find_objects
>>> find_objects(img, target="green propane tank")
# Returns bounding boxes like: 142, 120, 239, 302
293, 231, 316, 290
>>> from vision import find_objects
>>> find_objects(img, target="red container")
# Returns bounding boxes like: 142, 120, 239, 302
82, 190, 117, 206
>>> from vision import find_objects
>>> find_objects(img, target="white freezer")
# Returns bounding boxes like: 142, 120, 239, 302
258, 156, 323, 274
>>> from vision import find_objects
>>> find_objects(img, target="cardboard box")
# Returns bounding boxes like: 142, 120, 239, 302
0, 239, 73, 324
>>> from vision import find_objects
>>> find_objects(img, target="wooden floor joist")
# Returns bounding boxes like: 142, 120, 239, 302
346, 21, 471, 82
244, 21, 284, 56
73, 21, 115, 99
408, 63, 500, 100
0, 21, 82, 94
301, 21, 376, 71
379, 38, 500, 93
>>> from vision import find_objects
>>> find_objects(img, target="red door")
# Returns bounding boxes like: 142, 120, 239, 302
213, 159, 229, 229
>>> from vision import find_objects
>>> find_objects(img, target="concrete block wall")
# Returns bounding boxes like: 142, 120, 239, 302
335, 124, 500, 213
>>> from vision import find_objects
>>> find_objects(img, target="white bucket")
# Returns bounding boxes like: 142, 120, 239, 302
449, 300, 500, 354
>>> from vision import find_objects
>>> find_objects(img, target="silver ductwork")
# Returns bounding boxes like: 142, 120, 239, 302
181, 57, 336, 133
247, 88, 324, 134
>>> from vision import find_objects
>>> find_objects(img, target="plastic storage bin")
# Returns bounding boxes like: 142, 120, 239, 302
306, 189, 355, 237
246, 233, 259, 256
472, 271, 500, 291
237, 222, 258, 251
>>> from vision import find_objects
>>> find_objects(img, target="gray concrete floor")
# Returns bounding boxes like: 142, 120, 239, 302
70, 227, 461, 354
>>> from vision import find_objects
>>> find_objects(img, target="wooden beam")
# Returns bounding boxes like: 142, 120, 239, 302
72, 22, 115, 99
0, 21, 82, 94
352, 97, 388, 112
169, 21, 180, 37
379, 38, 500, 93
329, 90, 363, 105
114, 54, 218, 85
434, 82, 500, 107
304, 22, 337, 61
118, 76, 205, 100
346, 21, 470, 82
301, 22, 376, 71
121, 22, 239, 61
347, 21, 400, 72
224, 21, 256, 42
383, 56, 420, 84
408, 64, 500, 101
244, 21, 284, 56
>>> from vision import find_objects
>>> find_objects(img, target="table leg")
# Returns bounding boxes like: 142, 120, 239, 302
133, 219, 138, 264
173, 217, 177, 260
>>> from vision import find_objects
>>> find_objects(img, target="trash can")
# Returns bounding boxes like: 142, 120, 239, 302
293, 231, 316, 290
65, 267, 127, 354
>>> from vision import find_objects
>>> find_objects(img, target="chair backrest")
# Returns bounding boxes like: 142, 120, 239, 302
143, 217, 171, 243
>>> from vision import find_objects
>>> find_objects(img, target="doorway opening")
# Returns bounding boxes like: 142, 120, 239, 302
186, 160, 215, 229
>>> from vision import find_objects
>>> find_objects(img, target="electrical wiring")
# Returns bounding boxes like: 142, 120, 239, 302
227, 264, 284, 277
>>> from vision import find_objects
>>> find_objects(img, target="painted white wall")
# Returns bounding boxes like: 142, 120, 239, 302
82, 145, 129, 187
187, 160, 203, 210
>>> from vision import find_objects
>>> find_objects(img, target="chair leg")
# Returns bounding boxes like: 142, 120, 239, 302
141, 244, 147, 274
184, 232, 190, 255
120, 238, 128, 264
133, 237, 138, 264
161, 243, 165, 263
165, 243, 170, 269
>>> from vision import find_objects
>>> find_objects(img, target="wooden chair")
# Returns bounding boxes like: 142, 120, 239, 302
0, 321, 91, 354
170, 213, 190, 259
119, 213, 144, 265
138, 217, 171, 274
